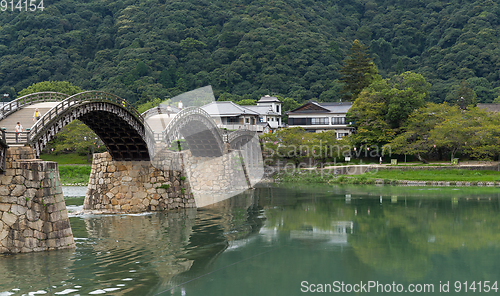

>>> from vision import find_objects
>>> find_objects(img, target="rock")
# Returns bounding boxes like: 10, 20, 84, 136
2, 212, 17, 226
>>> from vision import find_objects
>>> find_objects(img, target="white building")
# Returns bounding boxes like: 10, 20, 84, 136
286, 101, 353, 138
200, 95, 283, 133
244, 95, 283, 129
200, 101, 268, 132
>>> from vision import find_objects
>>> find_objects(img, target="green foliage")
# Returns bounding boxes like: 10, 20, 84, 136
137, 98, 162, 113
367, 169, 500, 182
339, 40, 379, 101
275, 168, 500, 184
157, 184, 170, 190
168, 139, 189, 152
235, 99, 256, 106
429, 107, 500, 161
347, 71, 429, 147
17, 81, 82, 97
280, 96, 301, 112
388, 104, 500, 162
2, 0, 500, 104
386, 103, 460, 162
43, 120, 106, 156
58, 165, 92, 184
261, 127, 342, 164
444, 80, 477, 109
39, 153, 89, 164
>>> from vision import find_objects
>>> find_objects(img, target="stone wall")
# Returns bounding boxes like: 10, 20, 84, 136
85, 151, 195, 213
85, 148, 256, 211
0, 147, 75, 253
375, 164, 499, 171
184, 150, 251, 207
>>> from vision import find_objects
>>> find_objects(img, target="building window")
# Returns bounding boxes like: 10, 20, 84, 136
259, 117, 263, 122
245, 118, 249, 124
311, 117, 329, 125
289, 118, 307, 125
289, 118, 328, 125
332, 117, 346, 125
336, 133, 349, 139
227, 117, 239, 124
276, 105, 280, 113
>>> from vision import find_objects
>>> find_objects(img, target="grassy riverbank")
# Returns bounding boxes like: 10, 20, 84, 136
275, 168, 500, 185
39, 153, 91, 185
40, 153, 89, 164
58, 165, 91, 185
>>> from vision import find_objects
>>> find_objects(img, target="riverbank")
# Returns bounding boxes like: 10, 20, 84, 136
59, 164, 91, 185
39, 153, 91, 185
273, 166, 500, 186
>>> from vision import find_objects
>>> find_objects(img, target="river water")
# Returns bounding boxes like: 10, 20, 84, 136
1, 184, 500, 295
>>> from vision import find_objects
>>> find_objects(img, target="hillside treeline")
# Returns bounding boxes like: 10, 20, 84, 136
1, 0, 500, 105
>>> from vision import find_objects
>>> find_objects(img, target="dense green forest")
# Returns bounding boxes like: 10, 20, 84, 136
2, 0, 500, 105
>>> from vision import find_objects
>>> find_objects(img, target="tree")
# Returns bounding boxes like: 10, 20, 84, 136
429, 107, 500, 161
456, 80, 477, 109
339, 40, 379, 101
347, 72, 430, 147
235, 99, 256, 105
346, 78, 395, 148
17, 81, 82, 97
279, 96, 301, 124
137, 98, 162, 113
385, 72, 430, 128
385, 103, 461, 163
45, 121, 106, 159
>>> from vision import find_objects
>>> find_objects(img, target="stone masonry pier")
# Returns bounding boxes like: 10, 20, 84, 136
84, 151, 196, 212
0, 147, 75, 253
85, 148, 254, 211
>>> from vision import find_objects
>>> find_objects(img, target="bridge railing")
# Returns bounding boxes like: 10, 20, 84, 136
3, 130, 30, 145
27, 91, 153, 149
227, 129, 258, 144
0, 92, 68, 120
141, 106, 175, 119
161, 107, 221, 144
0, 129, 7, 172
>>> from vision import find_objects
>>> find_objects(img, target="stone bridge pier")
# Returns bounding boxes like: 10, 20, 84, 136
0, 147, 74, 253
84, 146, 253, 211
84, 151, 196, 212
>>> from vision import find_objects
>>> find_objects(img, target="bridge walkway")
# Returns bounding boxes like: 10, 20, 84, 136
145, 114, 173, 142
0, 102, 60, 144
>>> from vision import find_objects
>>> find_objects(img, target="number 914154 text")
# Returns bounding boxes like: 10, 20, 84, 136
1, 0, 44, 12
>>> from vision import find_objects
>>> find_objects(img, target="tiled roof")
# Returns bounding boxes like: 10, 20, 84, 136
201, 101, 260, 116
244, 105, 281, 116
288, 101, 352, 114
257, 95, 281, 103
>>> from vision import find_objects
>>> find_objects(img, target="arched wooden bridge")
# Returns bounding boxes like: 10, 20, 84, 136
0, 91, 258, 167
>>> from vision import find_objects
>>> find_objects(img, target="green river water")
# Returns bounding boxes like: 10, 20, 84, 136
1, 184, 500, 295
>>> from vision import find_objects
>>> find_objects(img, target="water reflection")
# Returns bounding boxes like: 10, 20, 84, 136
259, 185, 500, 284
1, 185, 500, 295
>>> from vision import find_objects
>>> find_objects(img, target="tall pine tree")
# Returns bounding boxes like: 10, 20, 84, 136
339, 40, 379, 101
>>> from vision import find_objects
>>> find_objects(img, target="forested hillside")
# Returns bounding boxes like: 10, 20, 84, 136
1, 0, 500, 105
